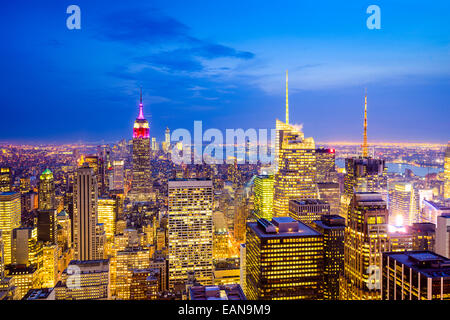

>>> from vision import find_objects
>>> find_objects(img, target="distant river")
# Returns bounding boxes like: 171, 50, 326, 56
335, 159, 442, 177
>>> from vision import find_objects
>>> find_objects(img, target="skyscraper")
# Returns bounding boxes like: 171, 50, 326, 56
110, 160, 124, 191
312, 215, 345, 300
389, 182, 417, 226
98, 198, 117, 241
0, 192, 21, 265
0, 168, 12, 193
317, 182, 340, 215
253, 174, 274, 220
342, 157, 387, 218
340, 192, 389, 300
341, 92, 387, 219
37, 209, 57, 244
436, 214, 450, 258
168, 179, 213, 289
315, 148, 338, 183
130, 88, 152, 202
273, 89, 318, 217
73, 165, 102, 261
246, 217, 323, 300
445, 142, 450, 200
38, 168, 55, 210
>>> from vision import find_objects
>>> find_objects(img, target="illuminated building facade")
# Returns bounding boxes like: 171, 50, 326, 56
340, 192, 389, 300
445, 143, 450, 199
98, 198, 117, 241
246, 217, 323, 300
55, 259, 110, 300
110, 160, 124, 191
421, 200, 450, 225
73, 165, 102, 261
130, 268, 159, 300
387, 231, 413, 252
436, 214, 450, 258
315, 148, 337, 183
115, 247, 151, 299
130, 89, 152, 202
12, 227, 42, 267
41, 244, 58, 288
0, 167, 12, 193
273, 121, 317, 217
382, 251, 450, 300
0, 192, 21, 264
56, 210, 71, 251
168, 179, 213, 289
317, 182, 340, 216
312, 215, 345, 300
254, 174, 274, 220
389, 182, 418, 226
289, 199, 330, 225
38, 168, 55, 210
409, 222, 436, 252
5, 265, 40, 300
342, 158, 387, 219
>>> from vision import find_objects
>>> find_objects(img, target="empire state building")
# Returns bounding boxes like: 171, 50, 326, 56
130, 88, 152, 202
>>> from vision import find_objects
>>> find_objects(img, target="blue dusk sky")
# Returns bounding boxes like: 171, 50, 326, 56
0, 1, 449, 144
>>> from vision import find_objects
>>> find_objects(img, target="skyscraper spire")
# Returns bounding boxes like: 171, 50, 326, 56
138, 87, 144, 120
362, 88, 368, 158
286, 70, 289, 124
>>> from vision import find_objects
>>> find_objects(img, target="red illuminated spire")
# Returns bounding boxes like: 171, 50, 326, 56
137, 87, 145, 120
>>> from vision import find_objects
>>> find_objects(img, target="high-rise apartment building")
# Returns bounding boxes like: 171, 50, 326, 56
130, 89, 152, 202
246, 217, 323, 300
340, 192, 389, 300
253, 174, 273, 220
168, 179, 213, 289
312, 215, 345, 300
0, 192, 21, 264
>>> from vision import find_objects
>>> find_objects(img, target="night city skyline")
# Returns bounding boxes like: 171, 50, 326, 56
0, 0, 450, 307
1, 1, 449, 144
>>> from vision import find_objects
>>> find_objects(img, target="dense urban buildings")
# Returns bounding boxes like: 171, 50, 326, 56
0, 75, 448, 303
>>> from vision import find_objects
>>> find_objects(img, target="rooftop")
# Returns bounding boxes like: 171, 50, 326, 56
249, 217, 322, 238
290, 199, 328, 206
189, 284, 246, 300
383, 251, 450, 278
